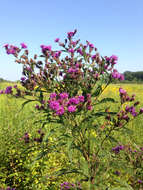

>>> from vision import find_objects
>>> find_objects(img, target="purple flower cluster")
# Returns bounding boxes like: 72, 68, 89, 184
119, 88, 138, 104
20, 43, 27, 49
3, 43, 27, 55
48, 92, 85, 115
112, 145, 124, 154
67, 29, 77, 39
112, 69, 124, 80
3, 44, 18, 55
4, 86, 13, 94
61, 182, 75, 189
105, 55, 118, 65
60, 182, 81, 190
52, 50, 61, 58
1, 187, 16, 190
68, 48, 74, 54
77, 48, 83, 55
125, 106, 138, 117
40, 45, 52, 53
68, 67, 78, 74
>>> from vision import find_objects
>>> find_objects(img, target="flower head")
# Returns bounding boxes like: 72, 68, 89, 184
49, 100, 60, 111
56, 106, 65, 115
68, 97, 79, 105
55, 38, 60, 42
5, 86, 12, 94
20, 43, 27, 49
119, 88, 126, 95
67, 105, 76, 112
59, 92, 69, 99
50, 92, 57, 99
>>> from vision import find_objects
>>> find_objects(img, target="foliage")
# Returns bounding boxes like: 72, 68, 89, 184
123, 71, 143, 82
1, 30, 143, 189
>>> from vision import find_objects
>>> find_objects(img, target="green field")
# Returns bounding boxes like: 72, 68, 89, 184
0, 82, 143, 189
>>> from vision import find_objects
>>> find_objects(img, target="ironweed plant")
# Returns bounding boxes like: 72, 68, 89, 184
2, 30, 143, 190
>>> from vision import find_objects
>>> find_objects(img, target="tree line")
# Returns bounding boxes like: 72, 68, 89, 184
123, 71, 143, 82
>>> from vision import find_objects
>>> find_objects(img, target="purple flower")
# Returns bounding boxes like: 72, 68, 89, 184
138, 180, 142, 184
67, 31, 75, 38
111, 70, 124, 81
68, 97, 79, 105
60, 182, 76, 190
119, 88, 126, 95
119, 74, 124, 80
78, 95, 84, 102
77, 48, 83, 55
68, 48, 74, 53
89, 43, 94, 48
49, 100, 60, 111
21, 77, 26, 81
56, 106, 65, 115
110, 55, 118, 61
68, 67, 77, 73
5, 86, 12, 94
53, 51, 61, 58
35, 104, 40, 110
87, 105, 92, 110
68, 105, 76, 112
131, 111, 138, 117
3, 43, 9, 49
91, 55, 96, 60
134, 101, 139, 106
112, 145, 124, 154
20, 43, 27, 49
50, 92, 57, 99
7, 49, 15, 55
55, 38, 60, 42
123, 115, 129, 121
71, 41, 76, 46
5, 45, 18, 55
0, 90, 4, 94
140, 108, 143, 114
105, 56, 110, 62
114, 171, 120, 176
13, 85, 17, 88
59, 92, 69, 99
26, 67, 32, 72
40, 45, 52, 53
6, 187, 16, 190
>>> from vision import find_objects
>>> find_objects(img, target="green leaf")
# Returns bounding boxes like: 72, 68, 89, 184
93, 85, 102, 96
39, 91, 43, 102
20, 99, 36, 111
92, 112, 117, 118
99, 98, 117, 104
44, 129, 55, 142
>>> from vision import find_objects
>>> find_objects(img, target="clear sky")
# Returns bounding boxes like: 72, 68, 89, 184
0, 0, 143, 81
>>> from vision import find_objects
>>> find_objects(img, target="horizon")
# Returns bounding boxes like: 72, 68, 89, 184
0, 0, 143, 81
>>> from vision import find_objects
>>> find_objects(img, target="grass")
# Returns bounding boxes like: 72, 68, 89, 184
0, 82, 143, 189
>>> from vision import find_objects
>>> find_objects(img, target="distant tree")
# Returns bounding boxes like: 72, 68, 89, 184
124, 71, 143, 82
0, 78, 4, 82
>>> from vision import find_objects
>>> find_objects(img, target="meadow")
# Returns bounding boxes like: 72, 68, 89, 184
0, 82, 143, 189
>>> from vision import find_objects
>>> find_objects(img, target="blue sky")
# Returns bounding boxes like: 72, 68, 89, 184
0, 0, 143, 81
